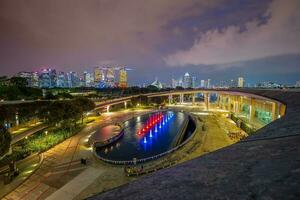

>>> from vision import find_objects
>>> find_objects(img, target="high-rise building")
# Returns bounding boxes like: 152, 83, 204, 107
200, 80, 205, 88
39, 69, 57, 88
183, 72, 192, 88
238, 77, 245, 87
207, 79, 211, 88
83, 71, 93, 87
172, 78, 178, 88
119, 68, 127, 88
32, 72, 39, 87
67, 71, 80, 88
106, 68, 115, 87
192, 76, 197, 88
57, 72, 67, 88
229, 79, 237, 87
94, 68, 104, 82
17, 71, 39, 87
94, 67, 105, 88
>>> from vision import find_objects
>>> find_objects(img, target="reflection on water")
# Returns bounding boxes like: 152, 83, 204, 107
96, 111, 188, 161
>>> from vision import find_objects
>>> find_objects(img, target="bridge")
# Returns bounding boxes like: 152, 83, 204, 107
92, 95, 140, 112
145, 89, 286, 128
1, 89, 286, 129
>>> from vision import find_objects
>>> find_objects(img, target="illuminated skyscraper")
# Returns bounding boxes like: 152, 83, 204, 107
57, 72, 67, 88
39, 68, 57, 88
238, 77, 245, 87
119, 68, 127, 88
94, 68, 104, 82
83, 71, 93, 87
67, 71, 80, 88
172, 78, 179, 88
106, 68, 115, 87
17, 71, 38, 87
207, 79, 211, 88
183, 72, 192, 88
200, 80, 205, 88
32, 72, 39, 87
192, 76, 197, 88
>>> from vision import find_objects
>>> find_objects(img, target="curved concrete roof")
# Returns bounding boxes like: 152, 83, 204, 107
89, 89, 300, 200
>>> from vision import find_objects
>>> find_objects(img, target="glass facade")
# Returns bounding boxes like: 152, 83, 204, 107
255, 109, 272, 124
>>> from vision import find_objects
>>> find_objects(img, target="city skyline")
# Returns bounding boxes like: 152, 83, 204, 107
0, 0, 300, 85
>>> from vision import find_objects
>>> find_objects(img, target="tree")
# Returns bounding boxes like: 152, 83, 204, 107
73, 97, 95, 123
0, 124, 11, 157
45, 101, 81, 129
9, 77, 28, 88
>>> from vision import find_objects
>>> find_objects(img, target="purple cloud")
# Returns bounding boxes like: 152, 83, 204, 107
164, 0, 300, 67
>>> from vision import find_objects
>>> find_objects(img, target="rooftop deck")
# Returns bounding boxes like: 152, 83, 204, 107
89, 90, 300, 200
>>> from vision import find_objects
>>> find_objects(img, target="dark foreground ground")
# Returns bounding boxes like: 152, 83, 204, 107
88, 90, 300, 200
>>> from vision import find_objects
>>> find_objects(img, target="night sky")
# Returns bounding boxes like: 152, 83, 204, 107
0, 0, 299, 85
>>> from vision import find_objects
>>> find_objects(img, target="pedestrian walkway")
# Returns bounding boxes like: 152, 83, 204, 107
0, 154, 42, 199
3, 109, 150, 200
12, 124, 48, 144
46, 167, 102, 200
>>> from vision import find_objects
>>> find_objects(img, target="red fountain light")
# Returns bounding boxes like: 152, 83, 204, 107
137, 112, 165, 136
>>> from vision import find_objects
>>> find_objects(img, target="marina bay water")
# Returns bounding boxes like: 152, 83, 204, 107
96, 111, 190, 162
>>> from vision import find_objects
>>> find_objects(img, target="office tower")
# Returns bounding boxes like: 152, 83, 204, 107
172, 78, 178, 88
106, 67, 115, 87
17, 71, 34, 87
192, 76, 197, 88
67, 71, 80, 88
119, 68, 127, 88
207, 79, 211, 88
238, 77, 245, 88
32, 72, 39, 87
94, 67, 104, 82
39, 68, 57, 88
200, 80, 205, 88
83, 71, 93, 87
57, 72, 67, 88
183, 72, 192, 88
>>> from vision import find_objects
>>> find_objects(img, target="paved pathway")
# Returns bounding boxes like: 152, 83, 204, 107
3, 109, 150, 200
46, 167, 103, 200
12, 124, 48, 144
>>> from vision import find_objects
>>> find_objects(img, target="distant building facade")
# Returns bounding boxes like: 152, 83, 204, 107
183, 72, 192, 88
119, 68, 127, 88
39, 68, 57, 88
238, 77, 245, 87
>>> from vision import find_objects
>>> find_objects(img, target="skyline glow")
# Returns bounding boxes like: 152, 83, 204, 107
0, 0, 299, 85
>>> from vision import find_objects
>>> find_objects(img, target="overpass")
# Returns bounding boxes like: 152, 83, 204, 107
93, 95, 140, 112
1, 89, 286, 127
145, 89, 286, 126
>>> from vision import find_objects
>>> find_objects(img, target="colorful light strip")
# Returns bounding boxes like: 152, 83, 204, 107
137, 112, 174, 143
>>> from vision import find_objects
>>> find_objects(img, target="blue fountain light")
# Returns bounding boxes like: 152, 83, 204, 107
144, 137, 147, 143
150, 130, 153, 138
